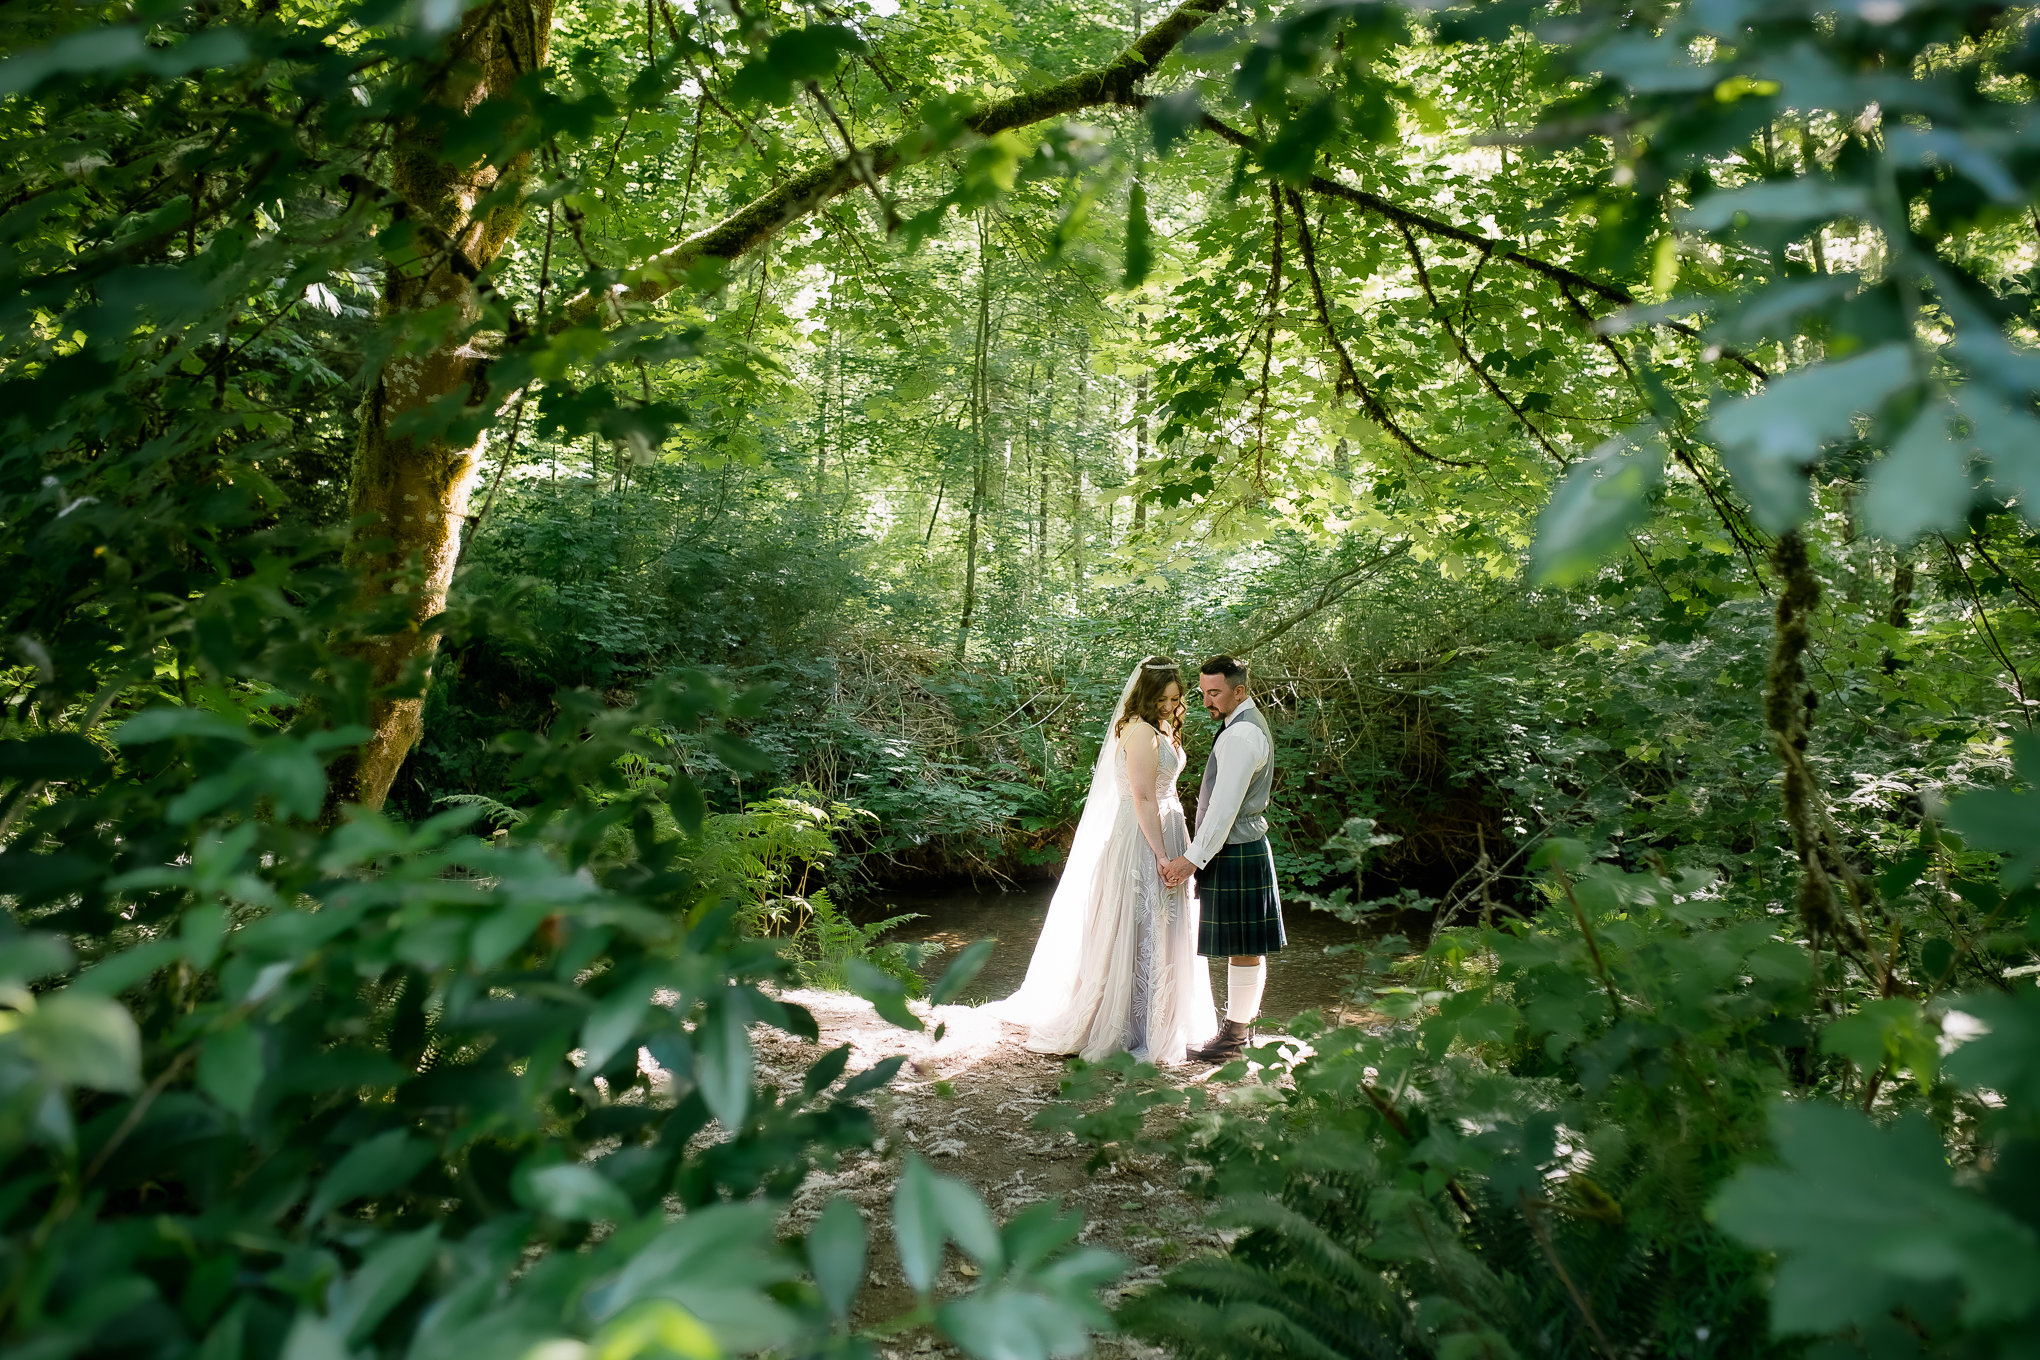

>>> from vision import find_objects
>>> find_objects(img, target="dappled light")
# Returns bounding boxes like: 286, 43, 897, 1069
7, 0, 2040, 1356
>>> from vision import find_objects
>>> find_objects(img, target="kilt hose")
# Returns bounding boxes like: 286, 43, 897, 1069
1197, 837, 1286, 958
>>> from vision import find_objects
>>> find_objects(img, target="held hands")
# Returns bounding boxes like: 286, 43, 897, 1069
1159, 854, 1196, 889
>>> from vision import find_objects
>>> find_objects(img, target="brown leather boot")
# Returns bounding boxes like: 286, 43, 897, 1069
1188, 1018, 1251, 1064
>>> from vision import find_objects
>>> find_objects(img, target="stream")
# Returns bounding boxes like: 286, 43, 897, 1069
857, 880, 1370, 1024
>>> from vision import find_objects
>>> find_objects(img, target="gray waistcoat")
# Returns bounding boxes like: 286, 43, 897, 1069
1196, 702, 1273, 845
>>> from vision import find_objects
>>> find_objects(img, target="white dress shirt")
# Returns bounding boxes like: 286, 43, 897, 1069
1186, 698, 1271, 868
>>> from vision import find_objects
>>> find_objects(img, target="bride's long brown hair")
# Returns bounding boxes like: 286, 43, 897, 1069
1115, 656, 1185, 750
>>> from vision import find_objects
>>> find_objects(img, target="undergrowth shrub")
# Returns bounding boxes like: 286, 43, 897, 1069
1056, 796, 2040, 1359
0, 5, 1122, 1345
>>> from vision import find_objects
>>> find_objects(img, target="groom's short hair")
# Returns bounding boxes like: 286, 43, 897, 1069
1199, 655, 1248, 688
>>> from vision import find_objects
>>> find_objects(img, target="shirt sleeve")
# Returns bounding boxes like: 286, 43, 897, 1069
1186, 720, 1270, 868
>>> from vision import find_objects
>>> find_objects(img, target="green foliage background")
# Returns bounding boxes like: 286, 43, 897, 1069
8, 0, 2040, 1355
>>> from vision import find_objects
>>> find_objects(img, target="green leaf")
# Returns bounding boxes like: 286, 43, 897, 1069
1861, 401, 1973, 543
1819, 997, 1939, 1089
1919, 936, 1956, 983
582, 1204, 798, 1350
113, 707, 254, 745
1943, 989, 2040, 1109
1944, 776, 2040, 887
1710, 345, 1914, 534
306, 1129, 433, 1222
839, 1053, 906, 1100
695, 987, 754, 1130
1001, 1200, 1082, 1272
928, 938, 996, 1006
0, 734, 105, 780
1957, 386, 2040, 524
1682, 178, 1872, 230
1711, 1100, 2040, 1331
938, 1285, 1092, 1360
806, 1195, 866, 1322
591, 1301, 719, 1360
800, 1043, 851, 1099
13, 991, 141, 1092
730, 24, 867, 104
1887, 127, 2023, 203
69, 939, 184, 997
934, 1175, 1003, 1272
893, 1155, 946, 1295
0, 25, 147, 97
182, 905, 229, 971
329, 1226, 440, 1345
846, 957, 923, 1031
1146, 89, 1203, 156
1529, 435, 1663, 585
281, 1314, 349, 1360
197, 1022, 265, 1117
523, 1162, 631, 1222
582, 967, 660, 1075
1261, 97, 1339, 185
705, 732, 772, 772
0, 933, 73, 985
1123, 179, 1155, 290
668, 771, 706, 838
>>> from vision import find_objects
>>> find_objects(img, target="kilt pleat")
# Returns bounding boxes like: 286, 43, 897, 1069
1197, 838, 1285, 957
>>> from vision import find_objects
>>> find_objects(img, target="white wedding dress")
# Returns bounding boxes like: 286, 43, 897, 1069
982, 671, 1217, 1065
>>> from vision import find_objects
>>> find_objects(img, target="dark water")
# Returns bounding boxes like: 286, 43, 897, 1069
857, 880, 1369, 1023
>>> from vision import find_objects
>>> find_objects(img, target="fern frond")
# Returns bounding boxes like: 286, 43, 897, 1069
1212, 1195, 1400, 1313
436, 793, 529, 828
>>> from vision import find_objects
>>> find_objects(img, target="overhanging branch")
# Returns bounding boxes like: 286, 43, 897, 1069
1241, 541, 1412, 652
1192, 112, 1768, 382
557, 0, 1226, 330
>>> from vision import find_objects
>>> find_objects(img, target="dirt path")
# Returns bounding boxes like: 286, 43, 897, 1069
756, 989, 1241, 1360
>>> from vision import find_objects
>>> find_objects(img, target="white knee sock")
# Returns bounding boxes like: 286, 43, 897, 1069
1225, 961, 1266, 1024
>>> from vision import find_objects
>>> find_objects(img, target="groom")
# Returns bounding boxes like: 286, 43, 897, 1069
1162, 655, 1285, 1064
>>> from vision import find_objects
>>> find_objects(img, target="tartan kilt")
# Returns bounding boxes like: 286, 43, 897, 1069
1197, 838, 1286, 957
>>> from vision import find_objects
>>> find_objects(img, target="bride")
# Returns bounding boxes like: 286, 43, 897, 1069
982, 657, 1217, 1064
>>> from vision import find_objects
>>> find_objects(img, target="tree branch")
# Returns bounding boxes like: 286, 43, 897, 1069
1395, 220, 1569, 467
1241, 541, 1412, 652
557, 0, 1226, 329
1284, 187, 1469, 468
1193, 112, 1768, 381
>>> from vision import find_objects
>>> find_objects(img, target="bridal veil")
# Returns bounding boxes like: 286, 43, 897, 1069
982, 662, 1216, 1063
979, 664, 1143, 1027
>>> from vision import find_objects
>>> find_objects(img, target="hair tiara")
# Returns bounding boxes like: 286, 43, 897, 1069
1141, 660, 1180, 670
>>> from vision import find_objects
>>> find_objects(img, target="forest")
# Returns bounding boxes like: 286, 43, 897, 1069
5, 0, 2040, 1354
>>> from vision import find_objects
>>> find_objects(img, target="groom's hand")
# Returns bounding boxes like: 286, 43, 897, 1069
1161, 854, 1195, 887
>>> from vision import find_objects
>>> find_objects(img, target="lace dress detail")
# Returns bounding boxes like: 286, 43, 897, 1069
1010, 723, 1213, 1065
1123, 738, 1184, 1059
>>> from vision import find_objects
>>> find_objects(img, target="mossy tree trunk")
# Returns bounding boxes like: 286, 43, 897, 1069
328, 0, 1228, 805
326, 0, 556, 815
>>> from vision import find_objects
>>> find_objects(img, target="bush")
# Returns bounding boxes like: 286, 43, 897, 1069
1068, 794, 2040, 1358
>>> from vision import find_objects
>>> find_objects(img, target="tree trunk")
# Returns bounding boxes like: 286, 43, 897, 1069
1072, 357, 1087, 588
838, 339, 851, 515
956, 212, 992, 660
815, 331, 831, 510
1037, 365, 1053, 592
1131, 353, 1150, 531
317, 0, 1232, 803
325, 0, 555, 816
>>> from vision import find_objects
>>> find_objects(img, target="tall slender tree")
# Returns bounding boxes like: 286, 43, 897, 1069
325, 0, 555, 814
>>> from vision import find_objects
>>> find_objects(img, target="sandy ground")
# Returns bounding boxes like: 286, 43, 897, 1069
757, 989, 1260, 1360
